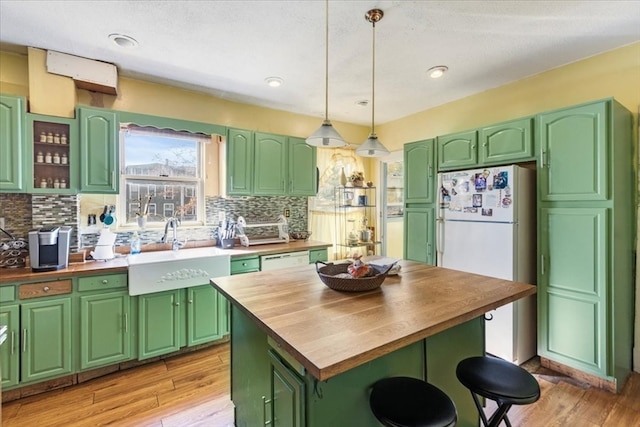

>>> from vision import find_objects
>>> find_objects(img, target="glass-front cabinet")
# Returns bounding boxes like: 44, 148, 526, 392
25, 113, 78, 193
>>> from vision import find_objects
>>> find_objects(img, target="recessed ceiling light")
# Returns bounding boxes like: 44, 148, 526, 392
265, 77, 283, 87
427, 65, 448, 79
109, 33, 138, 48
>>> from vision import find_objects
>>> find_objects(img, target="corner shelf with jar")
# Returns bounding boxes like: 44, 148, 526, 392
25, 113, 78, 193
334, 185, 380, 261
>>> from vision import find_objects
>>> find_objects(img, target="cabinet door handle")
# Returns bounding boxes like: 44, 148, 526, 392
174, 302, 180, 306
22, 329, 27, 353
541, 149, 547, 168
102, 279, 108, 285
262, 395, 272, 425
124, 313, 128, 333
10, 330, 15, 355
541, 255, 545, 276
188, 299, 193, 304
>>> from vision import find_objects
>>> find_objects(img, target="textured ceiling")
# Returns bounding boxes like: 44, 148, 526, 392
1, 1, 638, 126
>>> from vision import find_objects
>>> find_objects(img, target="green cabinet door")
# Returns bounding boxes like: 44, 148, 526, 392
288, 137, 317, 196
78, 106, 118, 193
404, 139, 435, 204
538, 207, 608, 376
479, 117, 534, 165
0, 94, 25, 192
79, 290, 132, 370
25, 113, 79, 194
269, 350, 306, 427
227, 128, 254, 195
538, 102, 608, 201
138, 290, 181, 360
0, 304, 19, 388
437, 130, 477, 171
404, 207, 435, 265
254, 132, 287, 195
21, 297, 73, 384
187, 285, 223, 346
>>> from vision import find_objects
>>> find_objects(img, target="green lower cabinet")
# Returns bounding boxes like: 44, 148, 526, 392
404, 206, 435, 265
21, 297, 73, 384
268, 350, 306, 427
79, 290, 132, 370
538, 207, 608, 376
186, 285, 224, 346
308, 249, 328, 264
0, 304, 19, 388
138, 289, 181, 360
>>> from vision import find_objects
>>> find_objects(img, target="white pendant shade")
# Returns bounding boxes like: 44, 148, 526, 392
306, 119, 346, 147
355, 132, 389, 157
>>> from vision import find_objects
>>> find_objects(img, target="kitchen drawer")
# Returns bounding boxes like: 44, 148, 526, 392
231, 256, 260, 274
19, 279, 72, 299
309, 248, 328, 264
0, 285, 16, 302
78, 273, 128, 292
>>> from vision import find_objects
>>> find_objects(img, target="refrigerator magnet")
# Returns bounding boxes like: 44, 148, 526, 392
481, 208, 493, 216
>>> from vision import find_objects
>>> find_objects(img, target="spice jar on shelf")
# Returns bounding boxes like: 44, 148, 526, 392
36, 151, 44, 163
53, 133, 61, 144
60, 179, 67, 189
53, 152, 60, 164
61, 153, 68, 164
39, 178, 47, 188
53, 179, 60, 189
44, 152, 52, 163
39, 132, 47, 143
60, 133, 67, 145
46, 132, 54, 143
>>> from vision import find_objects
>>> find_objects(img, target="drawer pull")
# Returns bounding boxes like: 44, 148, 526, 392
102, 279, 108, 284
174, 302, 180, 306
188, 299, 193, 304
43, 286, 50, 292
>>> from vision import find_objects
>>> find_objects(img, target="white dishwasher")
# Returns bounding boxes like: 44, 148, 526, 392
260, 251, 309, 271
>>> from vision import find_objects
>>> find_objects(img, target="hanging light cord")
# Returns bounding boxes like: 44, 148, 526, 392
370, 17, 376, 134
324, 0, 329, 122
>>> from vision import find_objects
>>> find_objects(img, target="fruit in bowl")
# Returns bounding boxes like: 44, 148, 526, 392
289, 231, 312, 241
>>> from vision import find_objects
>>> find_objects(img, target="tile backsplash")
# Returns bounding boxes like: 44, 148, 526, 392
0, 193, 308, 250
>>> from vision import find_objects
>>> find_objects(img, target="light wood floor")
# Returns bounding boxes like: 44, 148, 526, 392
2, 343, 639, 426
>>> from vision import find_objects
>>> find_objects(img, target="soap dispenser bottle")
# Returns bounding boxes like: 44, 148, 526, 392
130, 232, 141, 255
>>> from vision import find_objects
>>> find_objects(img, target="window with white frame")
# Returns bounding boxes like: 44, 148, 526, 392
120, 125, 208, 227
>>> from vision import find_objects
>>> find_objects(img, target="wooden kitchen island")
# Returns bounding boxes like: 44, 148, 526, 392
210, 260, 536, 427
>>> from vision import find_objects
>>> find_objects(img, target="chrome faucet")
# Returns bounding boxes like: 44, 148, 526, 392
162, 217, 186, 251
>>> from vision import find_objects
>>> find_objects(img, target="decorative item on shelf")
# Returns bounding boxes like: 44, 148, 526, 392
53, 133, 61, 144
340, 167, 347, 186
350, 171, 365, 187
367, 181, 374, 187
60, 133, 67, 145
36, 151, 44, 163
46, 132, 53, 143
44, 152, 52, 164
134, 194, 152, 228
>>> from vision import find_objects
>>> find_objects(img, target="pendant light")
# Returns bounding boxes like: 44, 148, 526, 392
355, 9, 390, 158
306, 0, 346, 148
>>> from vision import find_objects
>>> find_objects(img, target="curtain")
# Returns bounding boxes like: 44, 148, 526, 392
309, 148, 365, 260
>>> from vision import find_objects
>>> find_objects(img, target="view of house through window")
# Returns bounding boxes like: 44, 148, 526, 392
120, 125, 207, 227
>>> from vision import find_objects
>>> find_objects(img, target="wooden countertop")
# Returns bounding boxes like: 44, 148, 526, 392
0, 240, 331, 284
210, 260, 536, 381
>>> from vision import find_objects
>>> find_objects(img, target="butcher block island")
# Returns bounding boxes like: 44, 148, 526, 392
211, 260, 536, 427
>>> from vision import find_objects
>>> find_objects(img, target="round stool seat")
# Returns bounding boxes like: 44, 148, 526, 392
456, 356, 540, 405
370, 376, 457, 427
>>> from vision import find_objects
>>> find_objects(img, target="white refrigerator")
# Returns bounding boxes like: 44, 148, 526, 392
436, 164, 536, 365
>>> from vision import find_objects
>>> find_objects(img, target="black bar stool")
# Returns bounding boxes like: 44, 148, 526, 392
369, 376, 457, 427
456, 356, 540, 427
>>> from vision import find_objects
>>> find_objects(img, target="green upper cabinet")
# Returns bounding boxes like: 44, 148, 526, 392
227, 128, 317, 197
25, 113, 79, 194
287, 137, 317, 196
479, 117, 534, 165
404, 139, 435, 204
538, 101, 608, 202
227, 128, 254, 195
0, 94, 25, 192
437, 130, 477, 171
254, 132, 287, 195
78, 106, 119, 193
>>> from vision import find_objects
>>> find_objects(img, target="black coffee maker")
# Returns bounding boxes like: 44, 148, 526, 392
28, 226, 72, 272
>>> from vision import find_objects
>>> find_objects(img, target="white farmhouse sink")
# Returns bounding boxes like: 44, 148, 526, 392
128, 247, 230, 295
